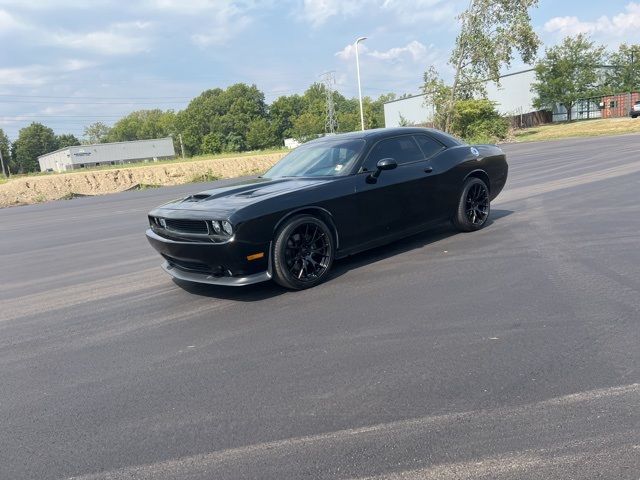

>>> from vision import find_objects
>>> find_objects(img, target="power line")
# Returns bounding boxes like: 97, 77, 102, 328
0, 94, 193, 100
320, 71, 338, 134
0, 115, 133, 118
0, 100, 189, 105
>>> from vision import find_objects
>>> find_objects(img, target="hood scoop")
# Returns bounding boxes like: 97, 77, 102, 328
182, 194, 212, 202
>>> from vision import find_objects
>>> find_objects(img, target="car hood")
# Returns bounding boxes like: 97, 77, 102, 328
155, 176, 332, 216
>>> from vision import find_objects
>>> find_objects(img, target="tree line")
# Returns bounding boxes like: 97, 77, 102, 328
1, 83, 395, 174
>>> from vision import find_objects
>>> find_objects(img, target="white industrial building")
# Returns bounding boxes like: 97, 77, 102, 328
384, 69, 538, 127
38, 137, 176, 172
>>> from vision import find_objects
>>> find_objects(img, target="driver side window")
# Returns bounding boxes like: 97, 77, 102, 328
361, 136, 424, 172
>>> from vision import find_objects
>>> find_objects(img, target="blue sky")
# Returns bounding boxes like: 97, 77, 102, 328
1, 0, 639, 139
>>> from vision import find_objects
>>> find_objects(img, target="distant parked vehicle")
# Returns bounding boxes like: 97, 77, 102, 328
630, 101, 640, 118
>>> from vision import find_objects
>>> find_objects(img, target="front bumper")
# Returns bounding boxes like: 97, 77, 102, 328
146, 228, 271, 286
162, 261, 271, 286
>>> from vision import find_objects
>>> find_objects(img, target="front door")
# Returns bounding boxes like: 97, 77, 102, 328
352, 135, 439, 245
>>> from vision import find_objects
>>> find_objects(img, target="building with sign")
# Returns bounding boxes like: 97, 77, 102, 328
37, 137, 176, 172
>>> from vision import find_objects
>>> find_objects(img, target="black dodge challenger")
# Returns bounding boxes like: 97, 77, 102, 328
146, 127, 508, 290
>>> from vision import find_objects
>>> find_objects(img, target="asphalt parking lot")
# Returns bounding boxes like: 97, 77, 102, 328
1, 134, 639, 479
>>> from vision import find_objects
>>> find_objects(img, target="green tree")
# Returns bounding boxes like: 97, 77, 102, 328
532, 34, 606, 121
0, 128, 10, 176
270, 94, 305, 140
56, 133, 81, 149
367, 93, 396, 128
175, 83, 267, 156
291, 112, 324, 141
606, 43, 640, 93
246, 118, 278, 150
83, 122, 111, 144
422, 66, 452, 130
108, 110, 176, 142
425, 0, 540, 132
13, 122, 58, 173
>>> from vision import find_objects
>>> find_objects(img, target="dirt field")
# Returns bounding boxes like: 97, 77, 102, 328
0, 152, 286, 207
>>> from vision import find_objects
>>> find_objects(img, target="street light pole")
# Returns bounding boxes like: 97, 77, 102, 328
355, 36, 367, 131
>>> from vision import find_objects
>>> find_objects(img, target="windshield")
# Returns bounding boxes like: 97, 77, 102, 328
264, 139, 365, 178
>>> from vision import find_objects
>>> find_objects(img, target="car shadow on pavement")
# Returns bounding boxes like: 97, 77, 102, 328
173, 209, 513, 301
327, 208, 514, 282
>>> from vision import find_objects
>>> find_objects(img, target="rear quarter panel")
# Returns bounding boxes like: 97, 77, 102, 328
435, 144, 508, 203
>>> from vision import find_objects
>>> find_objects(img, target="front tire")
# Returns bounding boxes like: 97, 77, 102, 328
272, 215, 335, 290
453, 177, 490, 232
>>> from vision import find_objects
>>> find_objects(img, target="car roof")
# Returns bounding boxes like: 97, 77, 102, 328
306, 127, 463, 147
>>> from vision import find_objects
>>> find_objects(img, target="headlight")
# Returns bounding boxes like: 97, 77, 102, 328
159, 218, 166, 228
221, 221, 233, 236
210, 220, 221, 234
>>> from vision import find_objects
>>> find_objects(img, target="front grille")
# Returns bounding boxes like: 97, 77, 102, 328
164, 218, 209, 235
163, 255, 212, 273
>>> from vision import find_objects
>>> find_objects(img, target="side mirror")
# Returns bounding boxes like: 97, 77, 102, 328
367, 158, 397, 183
376, 158, 398, 171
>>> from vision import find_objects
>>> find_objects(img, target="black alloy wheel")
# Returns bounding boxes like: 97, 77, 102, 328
273, 215, 335, 290
453, 177, 491, 232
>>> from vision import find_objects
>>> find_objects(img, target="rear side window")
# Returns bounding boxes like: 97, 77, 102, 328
414, 135, 445, 158
362, 136, 424, 171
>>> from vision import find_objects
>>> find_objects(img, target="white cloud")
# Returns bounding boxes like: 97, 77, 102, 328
0, 65, 51, 86
0, 59, 98, 87
301, 0, 366, 27
50, 22, 152, 55
369, 40, 431, 62
150, 0, 248, 14
60, 59, 100, 72
335, 42, 369, 60
149, 0, 260, 46
544, 2, 640, 40
0, 0, 109, 10
334, 39, 446, 99
336, 40, 435, 64
380, 0, 459, 25
0, 9, 24, 33
191, 14, 252, 46
301, 0, 458, 27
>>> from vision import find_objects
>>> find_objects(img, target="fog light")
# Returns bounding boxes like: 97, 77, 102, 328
210, 220, 221, 234
221, 221, 233, 236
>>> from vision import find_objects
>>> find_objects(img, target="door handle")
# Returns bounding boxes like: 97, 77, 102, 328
424, 167, 433, 173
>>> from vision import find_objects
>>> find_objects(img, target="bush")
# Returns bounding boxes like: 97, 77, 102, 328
201, 132, 224, 154
451, 99, 508, 143
224, 133, 245, 152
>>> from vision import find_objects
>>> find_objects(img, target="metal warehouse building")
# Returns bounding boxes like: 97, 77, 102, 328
384, 69, 538, 127
38, 137, 176, 172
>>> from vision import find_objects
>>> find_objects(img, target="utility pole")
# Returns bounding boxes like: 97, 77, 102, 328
320, 71, 338, 134
631, 48, 637, 91
0, 145, 7, 178
179, 134, 185, 159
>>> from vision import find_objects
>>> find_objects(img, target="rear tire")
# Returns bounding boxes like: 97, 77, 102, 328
272, 215, 335, 290
452, 177, 490, 232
